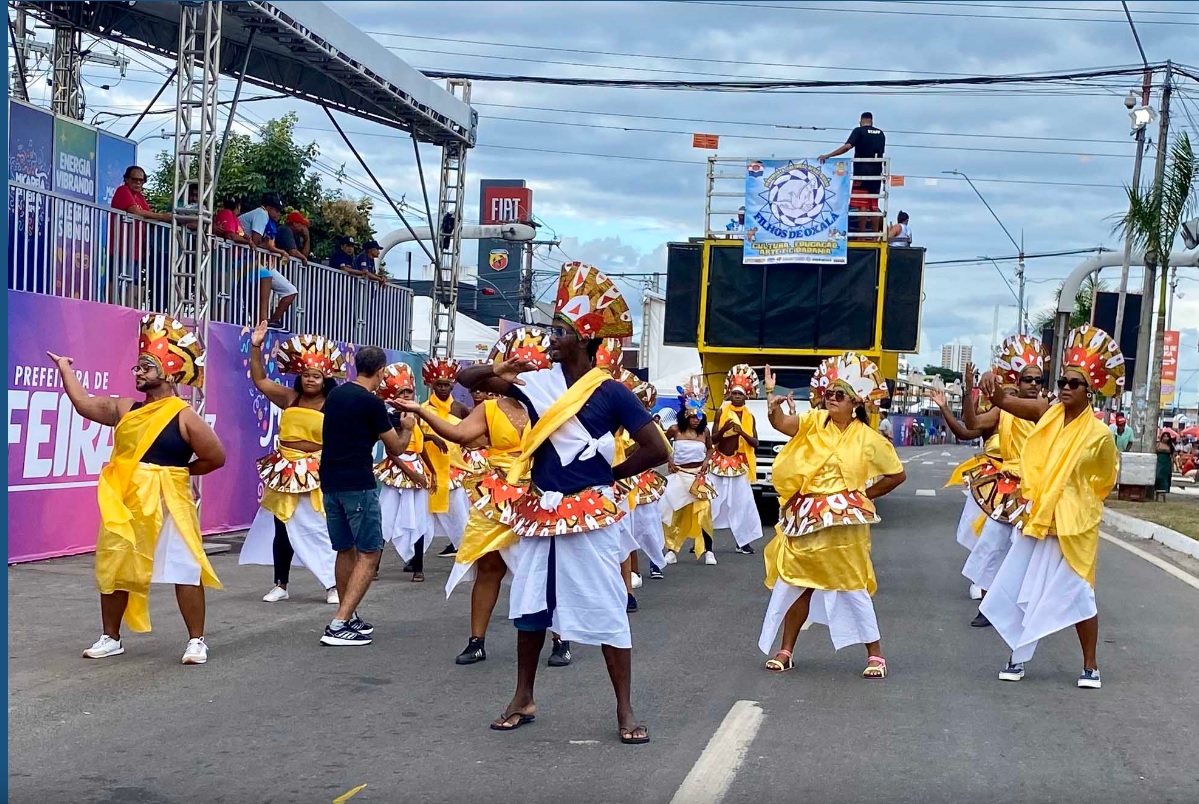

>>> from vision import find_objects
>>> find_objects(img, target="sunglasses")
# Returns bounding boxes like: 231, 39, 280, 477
548, 325, 571, 338
826, 389, 850, 402
1020, 376, 1044, 385
1056, 377, 1088, 391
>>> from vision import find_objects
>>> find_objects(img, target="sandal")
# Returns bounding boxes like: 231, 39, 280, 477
489, 711, 535, 731
412, 572, 425, 583
862, 656, 887, 679
619, 725, 650, 745
765, 649, 793, 673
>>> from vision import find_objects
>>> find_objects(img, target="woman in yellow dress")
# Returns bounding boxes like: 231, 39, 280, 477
978, 325, 1121, 689
240, 323, 344, 604
759, 354, 906, 679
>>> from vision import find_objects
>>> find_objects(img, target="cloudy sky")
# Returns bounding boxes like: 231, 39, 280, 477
16, 0, 1199, 406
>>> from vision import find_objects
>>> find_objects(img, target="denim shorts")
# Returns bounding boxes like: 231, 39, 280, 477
325, 489, 384, 553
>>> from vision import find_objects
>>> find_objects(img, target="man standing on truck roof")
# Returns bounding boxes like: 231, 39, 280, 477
819, 112, 886, 234
710, 365, 765, 556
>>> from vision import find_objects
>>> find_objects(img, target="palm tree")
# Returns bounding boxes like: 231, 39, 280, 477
1115, 131, 1196, 450
1028, 274, 1109, 335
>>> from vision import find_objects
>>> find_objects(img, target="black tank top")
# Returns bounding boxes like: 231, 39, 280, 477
129, 402, 193, 467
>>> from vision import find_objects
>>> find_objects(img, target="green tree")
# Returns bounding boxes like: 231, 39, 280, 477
145, 112, 374, 263
923, 365, 963, 384
1028, 274, 1109, 335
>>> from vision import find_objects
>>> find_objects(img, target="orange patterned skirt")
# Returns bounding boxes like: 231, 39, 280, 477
778, 490, 880, 537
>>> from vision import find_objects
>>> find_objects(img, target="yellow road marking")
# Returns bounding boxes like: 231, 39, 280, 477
333, 784, 367, 804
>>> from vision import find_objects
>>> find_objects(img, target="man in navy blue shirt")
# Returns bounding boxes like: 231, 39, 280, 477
458, 263, 667, 745
352, 239, 387, 286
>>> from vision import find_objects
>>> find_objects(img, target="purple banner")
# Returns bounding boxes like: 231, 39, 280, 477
7, 291, 421, 563
9, 101, 53, 190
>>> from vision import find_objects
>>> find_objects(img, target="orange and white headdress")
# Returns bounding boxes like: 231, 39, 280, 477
138, 313, 204, 387
619, 368, 657, 409
553, 262, 633, 339
274, 334, 346, 378
994, 334, 1047, 389
421, 357, 459, 385
677, 375, 709, 413
812, 352, 888, 405
595, 338, 624, 376
487, 327, 552, 370
724, 364, 761, 400
375, 362, 416, 401
1062, 325, 1125, 397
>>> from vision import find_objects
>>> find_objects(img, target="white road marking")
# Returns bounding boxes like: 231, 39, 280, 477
922, 461, 935, 465
941, 451, 952, 456
1099, 531, 1199, 591
909, 451, 933, 460
569, 740, 600, 745
669, 700, 764, 804
947, 461, 958, 466
915, 489, 937, 497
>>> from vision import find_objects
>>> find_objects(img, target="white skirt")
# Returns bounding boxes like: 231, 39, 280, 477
962, 517, 1016, 592
445, 543, 520, 599
431, 487, 470, 547
658, 471, 703, 523
629, 503, 668, 568
149, 509, 202, 586
240, 497, 337, 590
979, 532, 1097, 664
380, 486, 433, 561
955, 492, 984, 551
708, 472, 761, 547
508, 520, 632, 649
758, 581, 880, 653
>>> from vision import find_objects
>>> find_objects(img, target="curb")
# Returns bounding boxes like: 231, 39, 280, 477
1102, 508, 1199, 560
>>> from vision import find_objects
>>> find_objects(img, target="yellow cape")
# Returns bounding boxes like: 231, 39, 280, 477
422, 396, 458, 513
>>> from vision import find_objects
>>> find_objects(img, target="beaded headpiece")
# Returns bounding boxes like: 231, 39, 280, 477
274, 334, 346, 378
1062, 325, 1125, 397
138, 314, 204, 387
553, 262, 633, 339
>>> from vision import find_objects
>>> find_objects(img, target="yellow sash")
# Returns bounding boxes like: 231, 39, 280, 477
507, 367, 610, 484
998, 410, 1037, 478
717, 404, 757, 479
422, 398, 457, 513
96, 397, 189, 544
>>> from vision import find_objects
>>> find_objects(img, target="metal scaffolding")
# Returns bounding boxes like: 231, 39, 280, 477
167, 0, 222, 422
50, 25, 82, 118
429, 78, 471, 359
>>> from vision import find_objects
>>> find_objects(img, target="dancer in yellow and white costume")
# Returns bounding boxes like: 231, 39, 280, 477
421, 357, 472, 557
53, 314, 224, 665
710, 364, 765, 554
758, 355, 906, 679
241, 326, 344, 604
659, 377, 718, 565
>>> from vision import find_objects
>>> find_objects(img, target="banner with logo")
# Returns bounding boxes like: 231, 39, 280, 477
6, 291, 419, 563
53, 117, 98, 202
743, 158, 852, 265
9, 101, 54, 190
1161, 330, 1180, 408
96, 130, 137, 206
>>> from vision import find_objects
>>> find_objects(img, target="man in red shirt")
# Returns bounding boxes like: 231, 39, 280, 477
109, 166, 171, 306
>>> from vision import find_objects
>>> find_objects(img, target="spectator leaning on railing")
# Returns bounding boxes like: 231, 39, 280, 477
282, 211, 312, 263
213, 196, 252, 245
239, 193, 298, 328
352, 239, 387, 286
109, 165, 172, 305
111, 166, 172, 224
329, 235, 357, 272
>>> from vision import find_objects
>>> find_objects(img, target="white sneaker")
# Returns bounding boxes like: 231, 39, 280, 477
968, 584, 983, 601
262, 585, 289, 603
703, 551, 718, 566
182, 637, 208, 665
83, 635, 124, 659
326, 587, 340, 605
631, 572, 643, 590
664, 550, 678, 565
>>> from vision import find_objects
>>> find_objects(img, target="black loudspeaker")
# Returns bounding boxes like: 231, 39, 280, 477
664, 243, 703, 346
881, 247, 925, 352
1090, 290, 1141, 384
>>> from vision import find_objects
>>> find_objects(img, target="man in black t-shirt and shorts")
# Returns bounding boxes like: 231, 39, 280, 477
819, 112, 886, 234
319, 345, 415, 647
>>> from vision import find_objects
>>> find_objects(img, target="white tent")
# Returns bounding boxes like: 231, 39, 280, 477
410, 296, 501, 361
642, 292, 702, 398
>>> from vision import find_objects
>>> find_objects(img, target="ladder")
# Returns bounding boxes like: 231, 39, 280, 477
429, 78, 471, 359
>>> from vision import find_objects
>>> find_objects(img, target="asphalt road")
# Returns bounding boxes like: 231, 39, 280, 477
8, 446, 1199, 804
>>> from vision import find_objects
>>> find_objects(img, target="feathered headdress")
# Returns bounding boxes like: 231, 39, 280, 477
138, 314, 204, 387
994, 334, 1047, 388
421, 357, 459, 385
677, 375, 709, 413
487, 327, 552, 370
553, 262, 633, 339
724, 364, 761, 399
375, 362, 416, 401
812, 352, 888, 404
1062, 325, 1125, 397
274, 334, 346, 378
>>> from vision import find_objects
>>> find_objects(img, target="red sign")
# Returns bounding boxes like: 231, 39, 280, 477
1161, 329, 1180, 407
692, 133, 719, 149
481, 187, 532, 225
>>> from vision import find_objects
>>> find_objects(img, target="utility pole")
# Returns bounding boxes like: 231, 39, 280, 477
1166, 266, 1178, 330
1114, 69, 1154, 353
520, 241, 534, 324
1132, 61, 1172, 453
1016, 237, 1026, 334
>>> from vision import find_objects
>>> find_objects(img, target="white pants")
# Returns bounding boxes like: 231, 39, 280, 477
759, 582, 880, 653
962, 518, 1016, 592
955, 492, 986, 551
150, 509, 202, 586
708, 472, 760, 547
431, 487, 470, 548
629, 503, 668, 568
380, 486, 433, 561
980, 532, 1096, 664
508, 521, 634, 649
240, 497, 337, 590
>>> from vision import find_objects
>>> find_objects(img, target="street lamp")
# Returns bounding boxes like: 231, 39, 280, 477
1114, 88, 1156, 355
943, 170, 1026, 333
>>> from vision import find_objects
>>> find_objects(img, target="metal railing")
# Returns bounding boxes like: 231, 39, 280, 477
704, 156, 892, 242
7, 184, 412, 350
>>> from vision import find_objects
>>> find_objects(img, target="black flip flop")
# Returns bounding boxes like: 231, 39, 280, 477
490, 712, 535, 732
619, 725, 651, 745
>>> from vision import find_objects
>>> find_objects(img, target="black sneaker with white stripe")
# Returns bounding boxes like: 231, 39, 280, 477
348, 614, 374, 635
321, 623, 372, 647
